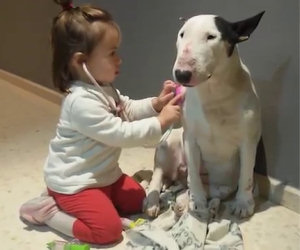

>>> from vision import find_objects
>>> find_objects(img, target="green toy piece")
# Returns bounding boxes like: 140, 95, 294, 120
128, 218, 147, 229
47, 240, 90, 250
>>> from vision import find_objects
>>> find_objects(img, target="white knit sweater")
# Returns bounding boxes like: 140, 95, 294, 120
44, 81, 162, 194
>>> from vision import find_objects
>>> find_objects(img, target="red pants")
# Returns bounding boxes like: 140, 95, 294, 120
48, 174, 145, 244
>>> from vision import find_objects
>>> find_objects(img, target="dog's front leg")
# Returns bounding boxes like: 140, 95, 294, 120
185, 134, 208, 217
231, 140, 257, 218
144, 166, 163, 217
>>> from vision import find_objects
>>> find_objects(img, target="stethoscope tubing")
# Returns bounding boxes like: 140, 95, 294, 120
82, 62, 172, 146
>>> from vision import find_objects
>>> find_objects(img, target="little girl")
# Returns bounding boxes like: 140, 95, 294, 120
19, 0, 182, 245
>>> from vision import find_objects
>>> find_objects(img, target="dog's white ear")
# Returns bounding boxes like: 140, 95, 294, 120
231, 11, 265, 43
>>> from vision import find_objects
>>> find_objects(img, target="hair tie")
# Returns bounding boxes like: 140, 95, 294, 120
62, 2, 73, 11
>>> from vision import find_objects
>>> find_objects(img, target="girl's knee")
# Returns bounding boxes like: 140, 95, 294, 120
92, 218, 122, 244
73, 215, 122, 245
124, 187, 146, 214
135, 187, 146, 208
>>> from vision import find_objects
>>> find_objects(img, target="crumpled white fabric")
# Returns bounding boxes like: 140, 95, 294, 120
126, 186, 243, 250
126, 210, 243, 250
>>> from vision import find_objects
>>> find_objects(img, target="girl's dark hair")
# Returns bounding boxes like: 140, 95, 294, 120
52, 0, 119, 92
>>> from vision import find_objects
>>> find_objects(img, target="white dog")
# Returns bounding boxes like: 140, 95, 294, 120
145, 12, 264, 218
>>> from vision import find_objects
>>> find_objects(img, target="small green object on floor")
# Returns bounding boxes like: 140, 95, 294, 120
129, 218, 147, 229
47, 240, 90, 250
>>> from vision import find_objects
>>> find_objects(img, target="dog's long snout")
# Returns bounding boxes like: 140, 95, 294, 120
175, 70, 192, 84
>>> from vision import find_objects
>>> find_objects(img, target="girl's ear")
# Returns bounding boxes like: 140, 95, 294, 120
69, 52, 87, 80
70, 52, 86, 70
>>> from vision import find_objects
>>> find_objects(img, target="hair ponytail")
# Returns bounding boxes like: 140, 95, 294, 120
53, 0, 74, 11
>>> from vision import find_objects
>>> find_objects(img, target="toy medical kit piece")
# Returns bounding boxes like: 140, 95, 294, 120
122, 217, 147, 230
47, 240, 90, 250
174, 83, 185, 105
128, 218, 147, 229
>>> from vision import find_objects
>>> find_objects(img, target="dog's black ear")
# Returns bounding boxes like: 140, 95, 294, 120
231, 11, 265, 43
215, 11, 265, 57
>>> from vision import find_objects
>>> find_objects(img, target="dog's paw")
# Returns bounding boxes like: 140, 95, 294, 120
174, 202, 187, 217
208, 198, 220, 218
174, 195, 189, 217
189, 196, 208, 218
230, 193, 255, 218
143, 191, 160, 218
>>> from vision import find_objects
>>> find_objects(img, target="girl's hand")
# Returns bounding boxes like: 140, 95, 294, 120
158, 94, 182, 131
152, 80, 177, 112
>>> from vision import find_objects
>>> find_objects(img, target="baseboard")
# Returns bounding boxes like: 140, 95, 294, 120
255, 173, 300, 214
0, 69, 63, 105
1, 69, 299, 214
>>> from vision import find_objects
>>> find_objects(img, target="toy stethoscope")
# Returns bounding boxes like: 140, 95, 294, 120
82, 62, 183, 146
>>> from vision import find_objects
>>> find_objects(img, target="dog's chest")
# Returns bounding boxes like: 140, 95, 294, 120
183, 88, 244, 160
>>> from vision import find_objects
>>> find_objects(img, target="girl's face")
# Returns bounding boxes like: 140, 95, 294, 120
86, 26, 121, 84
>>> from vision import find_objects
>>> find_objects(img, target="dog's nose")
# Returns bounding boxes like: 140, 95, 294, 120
175, 70, 192, 84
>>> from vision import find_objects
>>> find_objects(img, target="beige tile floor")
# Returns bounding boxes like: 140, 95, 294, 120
0, 77, 299, 250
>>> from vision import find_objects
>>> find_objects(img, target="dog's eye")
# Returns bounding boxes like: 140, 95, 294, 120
180, 32, 184, 38
207, 34, 216, 40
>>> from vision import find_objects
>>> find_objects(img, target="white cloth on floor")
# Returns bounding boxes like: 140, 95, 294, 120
126, 211, 243, 249
126, 186, 243, 250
